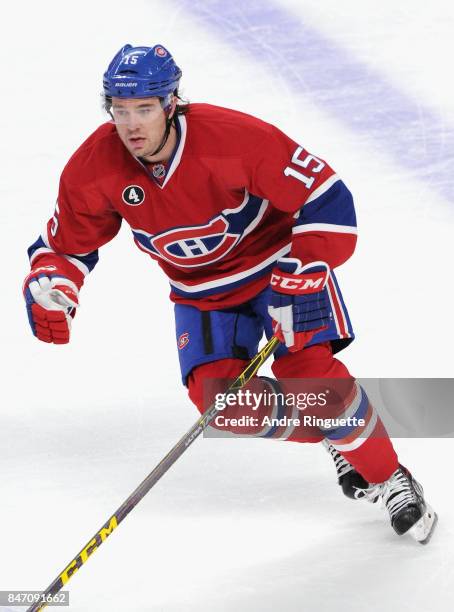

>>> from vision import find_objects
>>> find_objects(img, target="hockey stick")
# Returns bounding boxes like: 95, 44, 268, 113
26, 335, 280, 612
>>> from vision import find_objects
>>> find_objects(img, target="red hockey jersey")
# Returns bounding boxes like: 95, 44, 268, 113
28, 103, 357, 310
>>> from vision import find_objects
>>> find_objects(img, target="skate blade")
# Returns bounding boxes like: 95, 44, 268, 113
408, 505, 438, 544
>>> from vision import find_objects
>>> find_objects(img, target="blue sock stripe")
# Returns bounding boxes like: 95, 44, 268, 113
323, 386, 371, 441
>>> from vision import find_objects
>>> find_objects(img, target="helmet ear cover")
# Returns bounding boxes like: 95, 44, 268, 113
160, 92, 174, 114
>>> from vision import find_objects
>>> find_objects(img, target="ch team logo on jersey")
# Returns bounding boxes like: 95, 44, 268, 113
132, 192, 269, 268
122, 185, 145, 206
151, 217, 240, 267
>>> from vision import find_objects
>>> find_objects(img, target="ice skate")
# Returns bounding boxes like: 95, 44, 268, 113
323, 440, 374, 500
366, 465, 438, 544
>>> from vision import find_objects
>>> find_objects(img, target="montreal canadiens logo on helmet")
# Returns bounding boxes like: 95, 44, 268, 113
155, 46, 167, 57
122, 185, 145, 206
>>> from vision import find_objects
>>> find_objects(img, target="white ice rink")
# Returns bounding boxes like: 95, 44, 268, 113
1, 1, 454, 610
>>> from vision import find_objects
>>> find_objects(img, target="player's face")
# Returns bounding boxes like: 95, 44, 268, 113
111, 97, 173, 159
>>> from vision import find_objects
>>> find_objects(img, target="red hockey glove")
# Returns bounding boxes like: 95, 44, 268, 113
23, 265, 79, 344
268, 258, 331, 352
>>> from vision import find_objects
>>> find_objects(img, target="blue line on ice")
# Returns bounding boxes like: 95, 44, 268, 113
175, 0, 454, 203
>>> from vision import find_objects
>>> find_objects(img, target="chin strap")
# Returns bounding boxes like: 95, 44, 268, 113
149, 111, 174, 157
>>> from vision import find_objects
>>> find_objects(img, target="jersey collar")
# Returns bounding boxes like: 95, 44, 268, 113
136, 114, 187, 190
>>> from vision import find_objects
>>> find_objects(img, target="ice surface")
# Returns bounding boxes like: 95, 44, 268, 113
1, 1, 453, 611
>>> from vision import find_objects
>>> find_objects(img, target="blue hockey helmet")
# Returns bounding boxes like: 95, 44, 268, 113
103, 44, 182, 99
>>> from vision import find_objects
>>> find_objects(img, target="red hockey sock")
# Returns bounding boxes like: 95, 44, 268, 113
335, 420, 398, 483
187, 345, 399, 484
272, 343, 399, 482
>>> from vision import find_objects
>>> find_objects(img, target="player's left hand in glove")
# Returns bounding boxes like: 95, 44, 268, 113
23, 266, 79, 344
268, 258, 331, 352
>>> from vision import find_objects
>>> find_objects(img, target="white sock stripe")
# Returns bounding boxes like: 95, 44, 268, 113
276, 404, 301, 440
251, 384, 281, 438
321, 382, 362, 425
340, 382, 363, 421
331, 409, 379, 453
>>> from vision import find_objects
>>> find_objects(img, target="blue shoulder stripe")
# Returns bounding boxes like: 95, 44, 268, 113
295, 180, 356, 228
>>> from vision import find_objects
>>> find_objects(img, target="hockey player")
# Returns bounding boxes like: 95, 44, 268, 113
23, 44, 436, 543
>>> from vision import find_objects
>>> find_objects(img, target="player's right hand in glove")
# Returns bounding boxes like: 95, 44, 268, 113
23, 266, 79, 344
268, 258, 331, 352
